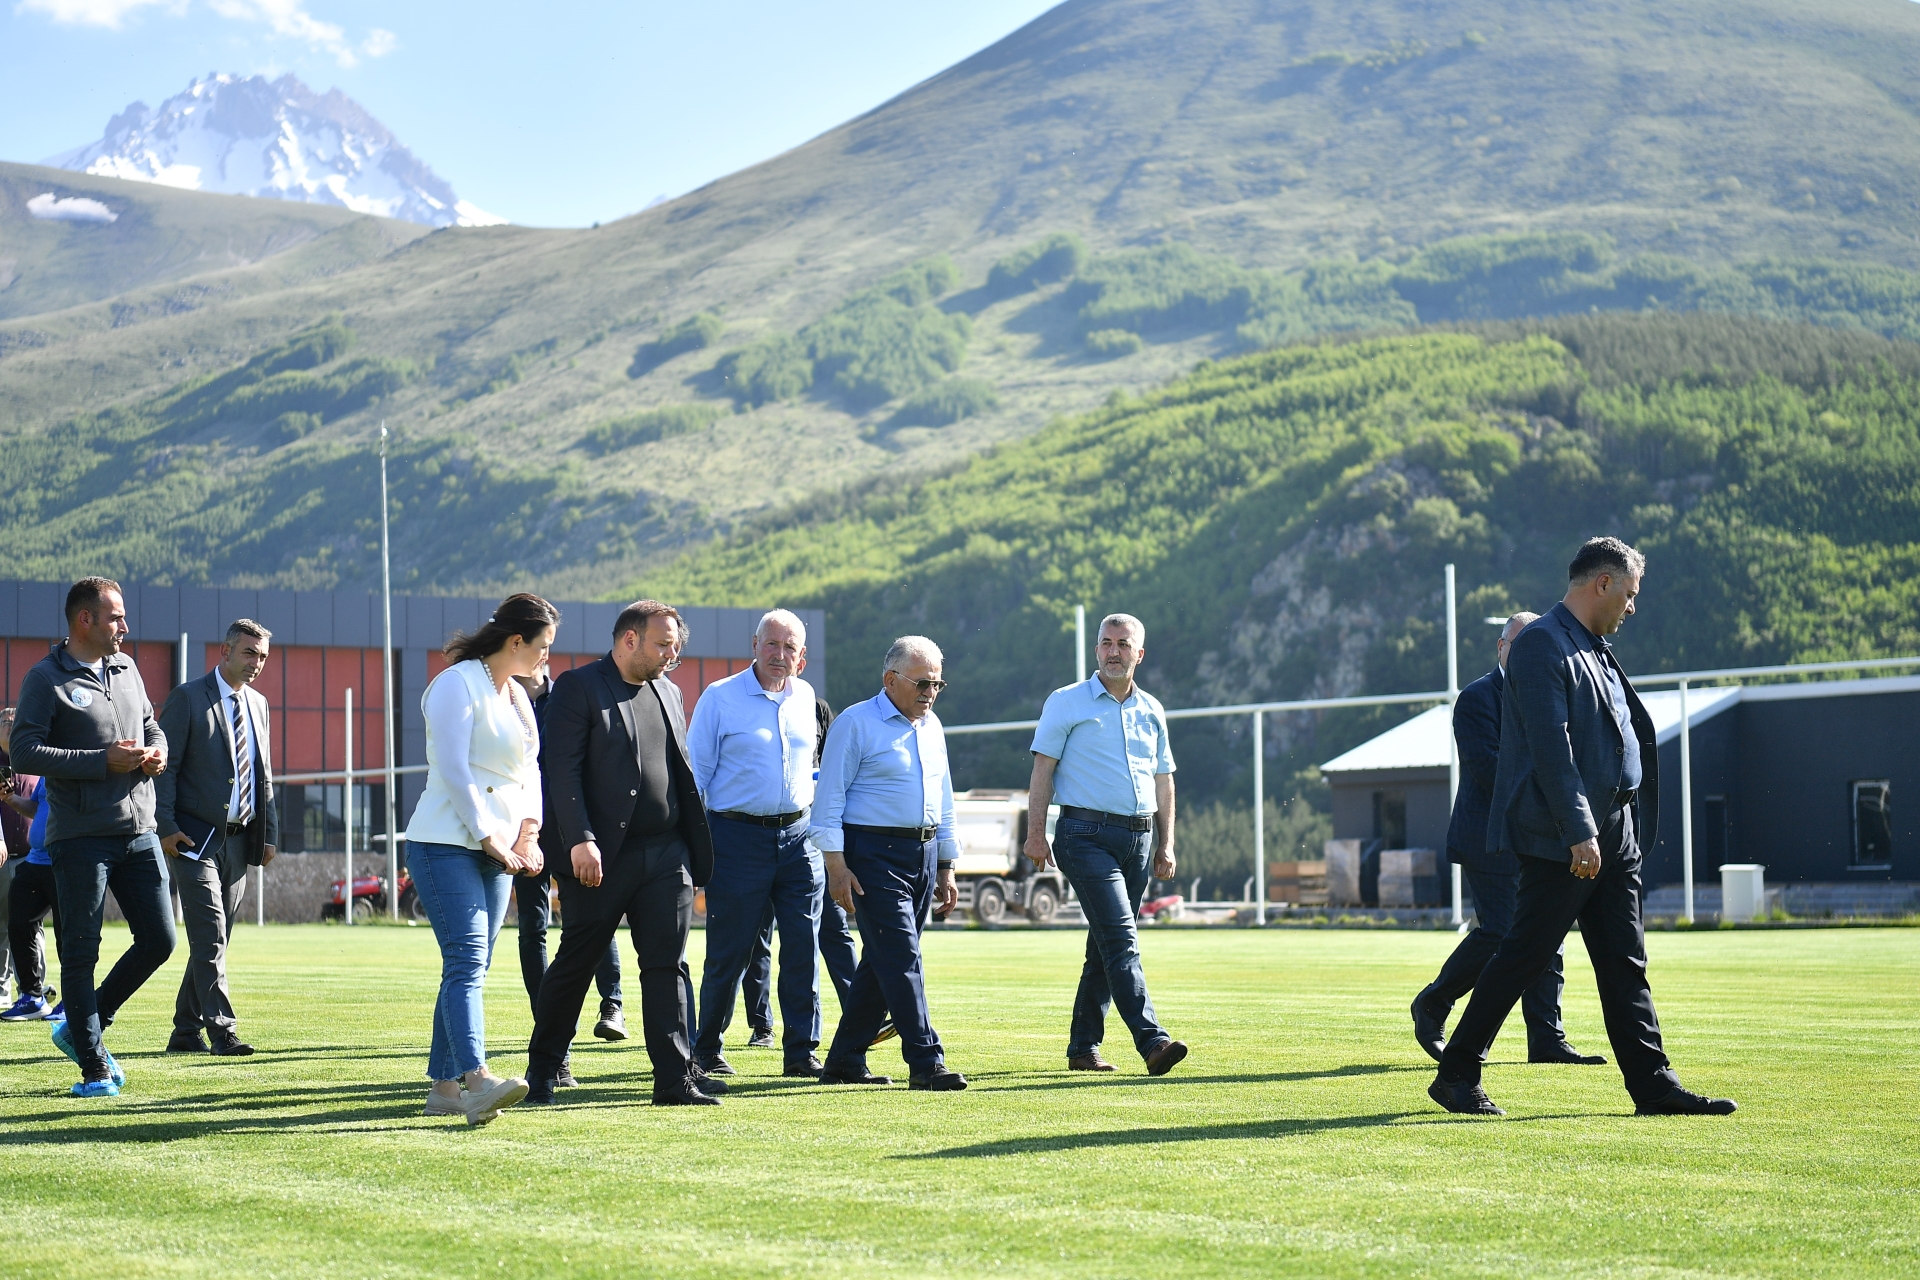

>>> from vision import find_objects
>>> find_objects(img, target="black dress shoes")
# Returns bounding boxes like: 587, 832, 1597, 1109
785, 1055, 825, 1078
1428, 1074, 1506, 1116
908, 1069, 968, 1091
817, 1065, 893, 1085
1411, 988, 1448, 1063
554, 1057, 579, 1088
747, 1027, 777, 1049
209, 1033, 255, 1057
696, 1053, 736, 1077
525, 1079, 557, 1106
653, 1077, 721, 1106
1530, 1041, 1607, 1066
166, 1030, 208, 1054
1636, 1085, 1738, 1116
690, 1069, 729, 1096
593, 1007, 628, 1042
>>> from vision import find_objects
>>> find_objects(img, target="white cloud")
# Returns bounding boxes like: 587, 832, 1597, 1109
21, 0, 397, 66
27, 192, 119, 223
17, 0, 177, 28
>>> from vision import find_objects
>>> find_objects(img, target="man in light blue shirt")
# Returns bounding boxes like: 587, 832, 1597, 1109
687, 609, 830, 1078
1026, 613, 1187, 1077
810, 635, 967, 1091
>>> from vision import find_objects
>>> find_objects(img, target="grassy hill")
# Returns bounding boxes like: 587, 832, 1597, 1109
4, 0, 1920, 595
626, 312, 1920, 881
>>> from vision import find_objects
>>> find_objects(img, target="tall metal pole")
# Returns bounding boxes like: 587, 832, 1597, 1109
177, 632, 189, 686
1445, 565, 1462, 926
1251, 711, 1265, 927
1680, 678, 1694, 925
380, 423, 399, 920
1074, 605, 1086, 684
344, 687, 354, 927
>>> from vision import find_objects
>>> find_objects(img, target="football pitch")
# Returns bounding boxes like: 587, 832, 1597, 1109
0, 922, 1914, 1278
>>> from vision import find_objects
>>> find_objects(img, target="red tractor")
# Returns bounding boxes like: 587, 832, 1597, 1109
322, 869, 422, 921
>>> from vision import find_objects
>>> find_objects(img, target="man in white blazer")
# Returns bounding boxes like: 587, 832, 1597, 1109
156, 619, 278, 1057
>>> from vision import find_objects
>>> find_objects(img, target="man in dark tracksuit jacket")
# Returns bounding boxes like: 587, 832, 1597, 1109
10, 579, 176, 1095
1430, 539, 1735, 1117
1411, 612, 1603, 1067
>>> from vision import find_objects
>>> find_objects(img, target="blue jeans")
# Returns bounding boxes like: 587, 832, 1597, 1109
821, 828, 944, 1076
49, 832, 177, 1079
1054, 817, 1168, 1061
696, 814, 823, 1066
409, 841, 512, 1081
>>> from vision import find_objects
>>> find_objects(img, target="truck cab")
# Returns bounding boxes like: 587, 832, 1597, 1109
950, 789, 1075, 925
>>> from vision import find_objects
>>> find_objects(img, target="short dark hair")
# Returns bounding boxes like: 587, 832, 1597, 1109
445, 593, 560, 664
1568, 536, 1646, 585
225, 618, 272, 645
64, 576, 122, 625
613, 599, 684, 645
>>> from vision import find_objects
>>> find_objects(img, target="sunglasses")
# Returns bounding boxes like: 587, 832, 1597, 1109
892, 674, 947, 693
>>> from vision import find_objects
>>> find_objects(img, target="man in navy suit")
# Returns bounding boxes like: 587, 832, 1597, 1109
1411, 612, 1604, 1067
1430, 538, 1736, 1117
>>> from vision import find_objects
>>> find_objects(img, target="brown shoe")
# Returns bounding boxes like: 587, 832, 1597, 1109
1068, 1052, 1117, 1072
1145, 1039, 1189, 1077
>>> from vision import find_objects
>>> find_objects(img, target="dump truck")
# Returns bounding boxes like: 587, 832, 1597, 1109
950, 789, 1074, 925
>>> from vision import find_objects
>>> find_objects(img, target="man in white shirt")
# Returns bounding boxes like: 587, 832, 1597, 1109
156, 620, 278, 1057
687, 610, 828, 1078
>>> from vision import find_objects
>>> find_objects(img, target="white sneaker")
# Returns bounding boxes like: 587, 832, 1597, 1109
423, 1087, 466, 1118
460, 1076, 530, 1127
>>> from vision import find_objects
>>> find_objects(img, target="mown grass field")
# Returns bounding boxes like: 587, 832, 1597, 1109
0, 923, 1913, 1278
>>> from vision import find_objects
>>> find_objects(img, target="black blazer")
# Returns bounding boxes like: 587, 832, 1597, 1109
154, 670, 278, 869
1487, 603, 1660, 864
543, 655, 714, 886
1445, 667, 1513, 874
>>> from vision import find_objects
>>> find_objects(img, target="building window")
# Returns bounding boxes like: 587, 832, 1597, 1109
1852, 781, 1892, 869
1373, 790, 1406, 849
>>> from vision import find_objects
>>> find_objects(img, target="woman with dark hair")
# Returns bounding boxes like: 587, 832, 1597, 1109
407, 592, 558, 1126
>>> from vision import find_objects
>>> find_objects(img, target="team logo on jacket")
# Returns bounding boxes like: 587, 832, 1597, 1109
69, 689, 93, 708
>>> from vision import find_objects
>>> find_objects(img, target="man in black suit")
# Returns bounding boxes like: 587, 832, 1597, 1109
1430, 538, 1735, 1117
1412, 611, 1604, 1068
525, 601, 720, 1106
155, 619, 277, 1057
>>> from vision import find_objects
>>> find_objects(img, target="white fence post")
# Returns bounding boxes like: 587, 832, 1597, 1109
1680, 678, 1694, 925
344, 687, 354, 926
1251, 711, 1265, 927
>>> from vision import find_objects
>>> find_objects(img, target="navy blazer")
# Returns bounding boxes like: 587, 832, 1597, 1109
1445, 667, 1513, 874
1486, 603, 1660, 864
154, 669, 278, 869
542, 655, 714, 886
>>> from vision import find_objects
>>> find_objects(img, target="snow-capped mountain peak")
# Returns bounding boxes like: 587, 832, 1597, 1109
45, 74, 502, 228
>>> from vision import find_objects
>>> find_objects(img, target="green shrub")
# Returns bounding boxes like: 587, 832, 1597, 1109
629, 312, 725, 377
807, 296, 972, 409
886, 378, 1001, 427
988, 233, 1087, 295
1085, 329, 1144, 358
582, 403, 726, 454
716, 333, 813, 406
1073, 242, 1262, 334
270, 411, 321, 444
873, 257, 961, 307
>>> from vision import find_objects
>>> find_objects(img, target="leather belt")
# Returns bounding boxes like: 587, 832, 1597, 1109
1615, 788, 1637, 810
225, 822, 249, 835
845, 822, 936, 842
715, 810, 806, 829
1060, 805, 1154, 833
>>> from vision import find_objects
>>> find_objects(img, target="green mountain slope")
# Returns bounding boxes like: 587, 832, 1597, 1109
4, 0, 1920, 593
0, 161, 423, 323
632, 313, 1920, 840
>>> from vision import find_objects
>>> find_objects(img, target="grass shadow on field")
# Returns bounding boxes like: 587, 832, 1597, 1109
903, 1111, 1588, 1158
967, 1062, 1423, 1092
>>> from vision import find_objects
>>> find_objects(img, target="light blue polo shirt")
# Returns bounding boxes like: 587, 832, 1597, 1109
1030, 675, 1175, 817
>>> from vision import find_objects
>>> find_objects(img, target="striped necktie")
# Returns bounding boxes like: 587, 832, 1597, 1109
230, 691, 254, 827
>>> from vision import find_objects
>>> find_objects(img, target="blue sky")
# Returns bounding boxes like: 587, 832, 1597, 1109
1, 0, 1064, 227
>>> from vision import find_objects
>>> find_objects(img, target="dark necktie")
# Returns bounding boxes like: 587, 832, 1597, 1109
230, 692, 254, 827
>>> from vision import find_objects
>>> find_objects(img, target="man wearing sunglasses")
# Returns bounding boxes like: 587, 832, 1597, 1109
809, 636, 967, 1092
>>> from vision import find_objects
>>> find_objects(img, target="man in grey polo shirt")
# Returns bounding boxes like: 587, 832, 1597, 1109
1024, 613, 1187, 1077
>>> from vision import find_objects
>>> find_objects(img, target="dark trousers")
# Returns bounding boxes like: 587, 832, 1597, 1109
821, 829, 944, 1076
819, 892, 858, 1010
1438, 807, 1681, 1103
527, 833, 693, 1088
170, 838, 247, 1036
1422, 864, 1566, 1053
50, 833, 177, 1078
515, 868, 621, 1018
8, 862, 59, 996
743, 907, 774, 1032
696, 814, 822, 1066
1054, 816, 1168, 1061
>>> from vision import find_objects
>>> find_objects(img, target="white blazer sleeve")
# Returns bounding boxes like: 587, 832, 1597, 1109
424, 671, 507, 845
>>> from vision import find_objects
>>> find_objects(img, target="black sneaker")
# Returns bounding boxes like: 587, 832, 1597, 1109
784, 1055, 825, 1078
747, 1027, 777, 1049
817, 1064, 892, 1085
525, 1078, 557, 1106
690, 1070, 730, 1096
555, 1057, 579, 1088
695, 1053, 736, 1077
653, 1077, 720, 1106
592, 1008, 629, 1042
908, 1069, 968, 1092
1428, 1074, 1505, 1116
166, 1030, 208, 1054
